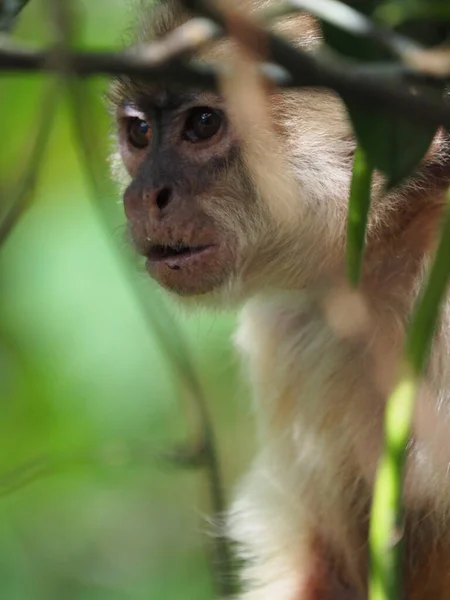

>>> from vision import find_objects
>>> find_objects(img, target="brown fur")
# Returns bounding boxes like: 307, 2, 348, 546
109, 1, 450, 598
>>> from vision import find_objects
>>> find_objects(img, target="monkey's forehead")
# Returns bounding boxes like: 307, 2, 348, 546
107, 77, 219, 113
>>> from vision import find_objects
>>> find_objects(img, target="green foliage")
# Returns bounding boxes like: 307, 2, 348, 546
376, 0, 450, 28
3, 2, 450, 600
348, 103, 439, 189
321, 3, 440, 190
319, 0, 447, 294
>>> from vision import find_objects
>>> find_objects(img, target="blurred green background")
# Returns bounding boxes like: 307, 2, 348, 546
0, 1, 254, 598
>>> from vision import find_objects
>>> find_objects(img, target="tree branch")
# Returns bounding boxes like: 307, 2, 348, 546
0, 17, 219, 85
1, 15, 450, 132
181, 0, 450, 130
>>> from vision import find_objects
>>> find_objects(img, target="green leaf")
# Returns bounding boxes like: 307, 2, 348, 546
376, 0, 450, 29
321, 2, 393, 62
348, 102, 438, 188
346, 145, 374, 286
321, 1, 440, 288
321, 2, 441, 188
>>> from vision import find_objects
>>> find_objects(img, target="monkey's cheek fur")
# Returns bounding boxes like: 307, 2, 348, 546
145, 244, 233, 296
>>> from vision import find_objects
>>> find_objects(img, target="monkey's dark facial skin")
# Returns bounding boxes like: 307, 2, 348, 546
116, 89, 239, 296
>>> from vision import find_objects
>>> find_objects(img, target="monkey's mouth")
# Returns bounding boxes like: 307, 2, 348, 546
142, 238, 232, 295
146, 243, 213, 269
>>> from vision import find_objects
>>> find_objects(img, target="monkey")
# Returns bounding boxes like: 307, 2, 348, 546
109, 1, 450, 598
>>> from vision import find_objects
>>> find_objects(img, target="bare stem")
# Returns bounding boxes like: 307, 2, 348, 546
0, 80, 60, 245
369, 188, 450, 600
346, 145, 374, 286
67, 76, 236, 596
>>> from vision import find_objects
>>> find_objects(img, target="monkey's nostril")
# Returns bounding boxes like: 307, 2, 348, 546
156, 187, 171, 211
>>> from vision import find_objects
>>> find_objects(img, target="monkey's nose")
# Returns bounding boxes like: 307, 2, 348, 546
143, 186, 173, 218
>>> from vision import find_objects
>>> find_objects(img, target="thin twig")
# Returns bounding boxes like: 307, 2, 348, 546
0, 440, 207, 498
47, 0, 235, 589
0, 80, 60, 245
1, 19, 450, 130
67, 76, 236, 597
5, 11, 446, 128
0, 24, 218, 86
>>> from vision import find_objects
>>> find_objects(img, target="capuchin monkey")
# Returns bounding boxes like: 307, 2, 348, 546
109, 0, 450, 598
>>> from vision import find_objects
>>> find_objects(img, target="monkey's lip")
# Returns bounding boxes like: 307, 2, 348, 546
143, 241, 232, 295
145, 243, 214, 268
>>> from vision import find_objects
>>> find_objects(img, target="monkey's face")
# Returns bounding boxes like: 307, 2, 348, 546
110, 3, 357, 302
115, 87, 259, 298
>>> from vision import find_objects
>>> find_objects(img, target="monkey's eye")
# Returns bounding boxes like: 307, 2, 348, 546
183, 107, 223, 143
127, 117, 151, 149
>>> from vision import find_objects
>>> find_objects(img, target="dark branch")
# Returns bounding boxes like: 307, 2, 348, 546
0, 17, 220, 86
0, 43, 218, 86
181, 0, 450, 130
1, 13, 450, 131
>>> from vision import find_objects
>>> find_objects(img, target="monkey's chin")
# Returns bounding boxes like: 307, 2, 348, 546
145, 244, 231, 296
